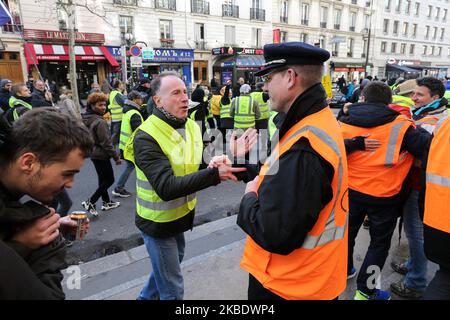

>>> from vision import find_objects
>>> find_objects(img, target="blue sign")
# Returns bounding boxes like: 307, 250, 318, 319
221, 61, 234, 68
143, 48, 194, 63
106, 46, 122, 59
221, 71, 233, 84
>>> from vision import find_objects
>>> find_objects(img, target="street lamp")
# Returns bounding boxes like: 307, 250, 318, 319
364, 1, 373, 78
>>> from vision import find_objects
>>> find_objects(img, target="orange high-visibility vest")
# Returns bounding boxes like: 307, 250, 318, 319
340, 115, 414, 197
240, 107, 349, 300
424, 116, 450, 234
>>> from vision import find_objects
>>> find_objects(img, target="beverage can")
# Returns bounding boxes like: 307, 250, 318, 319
69, 211, 88, 241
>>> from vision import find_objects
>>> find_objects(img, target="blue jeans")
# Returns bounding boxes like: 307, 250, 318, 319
115, 160, 134, 189
138, 232, 185, 300
403, 190, 428, 291
347, 199, 401, 294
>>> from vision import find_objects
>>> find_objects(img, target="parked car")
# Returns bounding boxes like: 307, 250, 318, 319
329, 94, 347, 109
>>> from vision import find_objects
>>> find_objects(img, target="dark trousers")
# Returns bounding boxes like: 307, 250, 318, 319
90, 159, 115, 204
256, 119, 268, 130
347, 199, 401, 294
424, 268, 450, 300
213, 115, 221, 128
50, 188, 72, 217
110, 121, 121, 146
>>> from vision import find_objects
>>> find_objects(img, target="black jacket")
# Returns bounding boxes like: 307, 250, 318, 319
237, 83, 335, 255
31, 89, 53, 108
0, 89, 11, 112
133, 108, 221, 238
0, 183, 66, 299
338, 102, 432, 205
123, 100, 144, 132
82, 110, 119, 161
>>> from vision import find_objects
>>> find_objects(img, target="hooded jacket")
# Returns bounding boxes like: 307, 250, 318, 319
338, 102, 432, 205
82, 109, 119, 161
0, 88, 11, 112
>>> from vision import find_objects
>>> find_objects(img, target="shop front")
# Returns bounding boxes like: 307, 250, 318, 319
331, 62, 372, 82
22, 29, 119, 98
0, 37, 25, 83
385, 58, 446, 79
212, 47, 264, 87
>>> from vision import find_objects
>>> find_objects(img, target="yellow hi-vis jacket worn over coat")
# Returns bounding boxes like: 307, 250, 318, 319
134, 115, 203, 223
341, 115, 414, 198
241, 107, 349, 300
109, 90, 123, 122
119, 109, 143, 151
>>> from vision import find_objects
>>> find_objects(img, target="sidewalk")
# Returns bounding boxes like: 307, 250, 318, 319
63, 215, 438, 300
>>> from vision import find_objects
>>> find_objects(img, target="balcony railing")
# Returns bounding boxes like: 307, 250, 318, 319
301, 19, 308, 25
114, 0, 138, 6
1, 24, 23, 33
155, 0, 176, 11
349, 26, 355, 32
223, 4, 239, 18
365, 1, 371, 7
347, 52, 353, 57
320, 22, 327, 28
191, 0, 209, 15
332, 51, 338, 57
250, 8, 265, 21
361, 53, 366, 58
280, 15, 288, 23
351, 0, 357, 4
195, 40, 206, 50
334, 24, 340, 30
160, 38, 174, 48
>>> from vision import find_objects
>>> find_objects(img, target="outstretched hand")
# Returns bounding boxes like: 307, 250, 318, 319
230, 129, 258, 158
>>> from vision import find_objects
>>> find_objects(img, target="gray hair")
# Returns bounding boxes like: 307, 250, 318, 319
240, 84, 251, 94
151, 71, 182, 95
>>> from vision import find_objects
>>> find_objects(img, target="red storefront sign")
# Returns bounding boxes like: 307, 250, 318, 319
23, 29, 105, 44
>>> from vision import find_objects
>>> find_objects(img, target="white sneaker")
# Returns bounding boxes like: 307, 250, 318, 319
82, 200, 98, 217
102, 201, 120, 211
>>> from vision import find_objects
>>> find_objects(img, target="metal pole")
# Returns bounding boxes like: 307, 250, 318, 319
365, 1, 373, 78
121, 44, 127, 83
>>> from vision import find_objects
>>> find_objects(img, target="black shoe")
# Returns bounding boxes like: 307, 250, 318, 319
112, 188, 132, 198
390, 280, 423, 299
391, 261, 408, 275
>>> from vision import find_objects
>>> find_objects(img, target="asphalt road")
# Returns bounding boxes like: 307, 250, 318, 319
65, 159, 245, 263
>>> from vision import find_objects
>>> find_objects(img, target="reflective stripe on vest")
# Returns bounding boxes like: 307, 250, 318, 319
220, 101, 232, 119
268, 111, 278, 140
251, 92, 269, 120
241, 107, 348, 300
119, 109, 143, 151
234, 96, 255, 129
135, 115, 203, 223
424, 116, 450, 234
341, 115, 414, 197
109, 90, 123, 122
392, 95, 414, 108
9, 97, 32, 121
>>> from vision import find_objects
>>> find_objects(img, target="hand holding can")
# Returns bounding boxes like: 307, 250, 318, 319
62, 211, 89, 241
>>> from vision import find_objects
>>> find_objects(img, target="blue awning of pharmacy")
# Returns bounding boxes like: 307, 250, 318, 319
236, 55, 265, 68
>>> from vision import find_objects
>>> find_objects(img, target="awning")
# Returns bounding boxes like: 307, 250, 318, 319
23, 43, 119, 67
236, 55, 265, 68
386, 64, 421, 73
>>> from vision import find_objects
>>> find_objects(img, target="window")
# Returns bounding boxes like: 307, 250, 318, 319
401, 43, 406, 54
412, 23, 417, 37
347, 38, 354, 57
405, 0, 411, 14
443, 9, 447, 21
433, 27, 438, 39
409, 44, 415, 54
383, 19, 389, 33
393, 20, 399, 35
334, 9, 342, 29
425, 25, 430, 39
428, 5, 432, 17
430, 46, 435, 56
364, 14, 370, 30
301, 2, 310, 25
280, 0, 289, 23
300, 33, 308, 43
319, 35, 326, 49
160, 19, 172, 39
391, 42, 397, 53
194, 23, 205, 49
119, 15, 133, 36
1, 0, 23, 33
362, 39, 368, 57
252, 28, 262, 47
395, 0, 401, 12
414, 2, 420, 15
252, 0, 261, 9
224, 25, 235, 45
350, 12, 357, 31
320, 6, 328, 28
280, 31, 288, 43
385, 0, 391, 11
422, 45, 427, 55
437, 46, 442, 56
332, 42, 339, 56
448, 48, 450, 57
402, 22, 408, 35
440, 28, 445, 41
381, 41, 387, 53
435, 7, 440, 20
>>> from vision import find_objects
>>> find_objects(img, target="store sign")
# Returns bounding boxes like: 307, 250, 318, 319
130, 56, 143, 67
143, 48, 194, 62
221, 61, 235, 67
329, 36, 346, 44
212, 47, 264, 56
23, 29, 105, 44
387, 58, 421, 66
36, 55, 105, 61
221, 71, 233, 84
142, 47, 155, 60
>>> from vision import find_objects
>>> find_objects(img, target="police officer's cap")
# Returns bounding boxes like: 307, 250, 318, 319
255, 42, 330, 77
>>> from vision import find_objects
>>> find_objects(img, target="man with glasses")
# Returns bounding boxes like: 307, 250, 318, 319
237, 42, 349, 300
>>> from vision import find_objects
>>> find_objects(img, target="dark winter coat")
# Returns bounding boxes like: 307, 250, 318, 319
31, 89, 53, 108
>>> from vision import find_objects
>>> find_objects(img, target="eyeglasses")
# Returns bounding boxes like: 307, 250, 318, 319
261, 67, 290, 84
